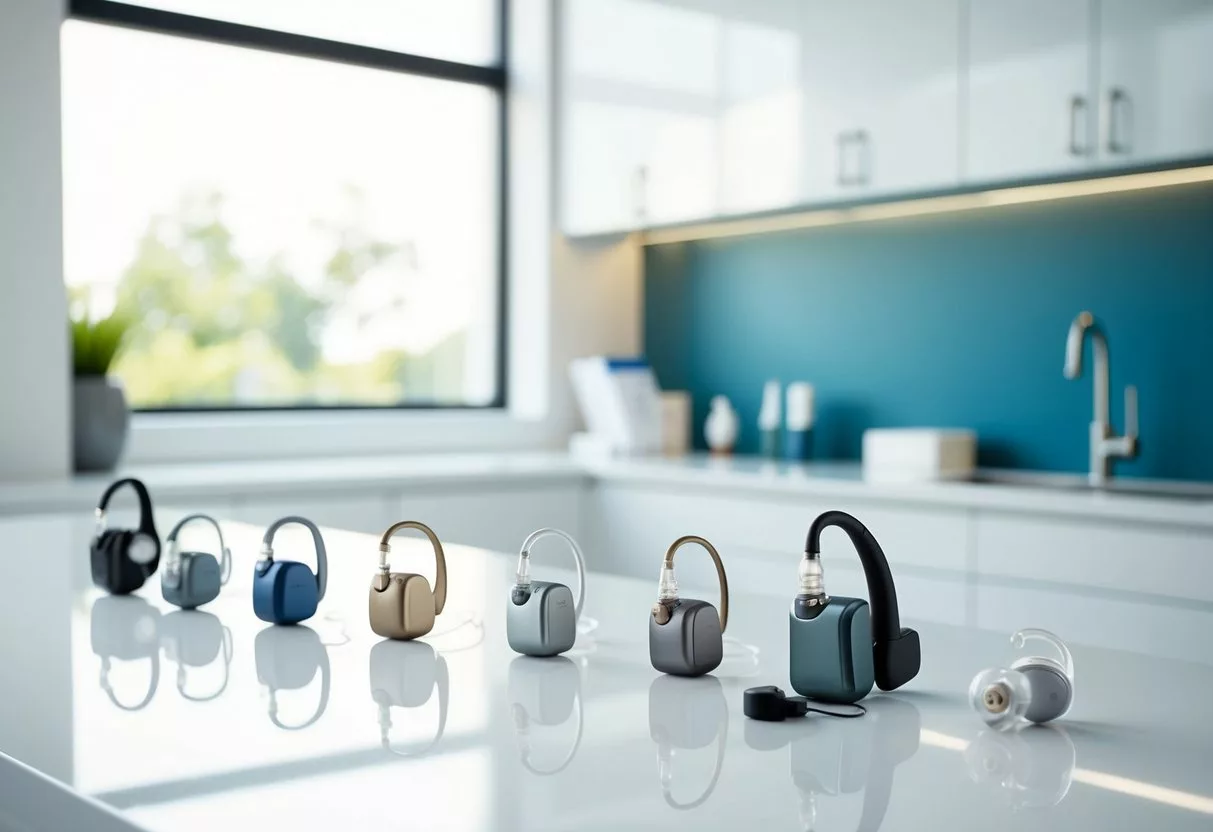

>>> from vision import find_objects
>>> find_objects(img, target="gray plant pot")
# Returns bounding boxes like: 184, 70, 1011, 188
73, 376, 130, 472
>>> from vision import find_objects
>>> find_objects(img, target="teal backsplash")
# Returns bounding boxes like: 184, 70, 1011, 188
643, 182, 1213, 480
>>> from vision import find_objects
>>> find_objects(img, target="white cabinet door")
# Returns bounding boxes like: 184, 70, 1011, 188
965, 0, 1094, 183
560, 0, 720, 235
1098, 0, 1213, 167
799, 0, 961, 201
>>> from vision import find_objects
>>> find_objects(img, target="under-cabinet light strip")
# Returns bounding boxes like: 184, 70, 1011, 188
640, 164, 1213, 246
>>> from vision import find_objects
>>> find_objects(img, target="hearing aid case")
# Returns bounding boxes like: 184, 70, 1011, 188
254, 561, 319, 625
508, 580, 577, 657
789, 597, 875, 704
162, 554, 222, 610
369, 573, 436, 640
650, 598, 723, 677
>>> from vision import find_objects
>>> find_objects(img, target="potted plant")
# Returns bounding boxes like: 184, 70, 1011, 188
71, 308, 132, 472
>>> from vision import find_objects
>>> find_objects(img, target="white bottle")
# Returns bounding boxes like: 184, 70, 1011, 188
758, 380, 782, 458
784, 383, 815, 460
704, 395, 739, 455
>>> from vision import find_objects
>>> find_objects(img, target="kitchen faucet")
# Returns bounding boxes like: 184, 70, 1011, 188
1063, 311, 1138, 486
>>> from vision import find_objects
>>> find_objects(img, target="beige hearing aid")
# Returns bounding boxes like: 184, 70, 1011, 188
369, 521, 448, 640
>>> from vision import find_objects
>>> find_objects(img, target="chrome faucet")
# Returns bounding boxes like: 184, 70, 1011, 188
1063, 311, 1138, 486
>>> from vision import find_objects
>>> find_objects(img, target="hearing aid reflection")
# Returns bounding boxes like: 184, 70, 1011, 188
254, 625, 331, 731
648, 674, 729, 810
965, 725, 1076, 810
509, 656, 583, 775
90, 595, 161, 711
160, 610, 233, 703
368, 639, 448, 757
744, 697, 921, 832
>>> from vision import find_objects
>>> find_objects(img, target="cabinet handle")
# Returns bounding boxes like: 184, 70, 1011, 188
1107, 87, 1132, 155
633, 165, 648, 224
836, 132, 852, 187
855, 129, 871, 187
1068, 95, 1089, 157
837, 131, 867, 187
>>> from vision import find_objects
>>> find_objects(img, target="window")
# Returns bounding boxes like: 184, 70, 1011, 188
63, 0, 506, 410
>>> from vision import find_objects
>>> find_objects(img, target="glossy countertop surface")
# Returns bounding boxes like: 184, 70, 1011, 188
2, 513, 1213, 831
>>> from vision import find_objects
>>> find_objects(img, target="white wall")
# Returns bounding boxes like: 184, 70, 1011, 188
0, 0, 642, 476
0, 0, 71, 481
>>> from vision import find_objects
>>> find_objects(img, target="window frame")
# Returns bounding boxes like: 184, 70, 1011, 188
67, 0, 510, 413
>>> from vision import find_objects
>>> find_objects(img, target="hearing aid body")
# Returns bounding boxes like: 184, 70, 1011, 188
254, 516, 328, 625
971, 629, 1075, 728
91, 478, 161, 595
508, 528, 586, 657
649, 536, 729, 677
162, 514, 231, 610
370, 521, 447, 640
790, 511, 920, 704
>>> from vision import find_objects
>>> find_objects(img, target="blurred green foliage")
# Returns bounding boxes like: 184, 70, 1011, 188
99, 189, 467, 408
70, 307, 130, 377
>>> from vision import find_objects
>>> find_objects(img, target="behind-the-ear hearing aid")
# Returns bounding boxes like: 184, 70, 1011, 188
254, 516, 328, 625
649, 674, 728, 809
91, 477, 161, 595
90, 595, 161, 711
508, 528, 586, 657
509, 656, 583, 775
966, 725, 1076, 809
160, 610, 233, 702
162, 513, 231, 610
970, 628, 1075, 728
649, 535, 729, 677
369, 640, 449, 756
745, 695, 921, 832
369, 520, 448, 640
254, 625, 331, 730
790, 510, 920, 703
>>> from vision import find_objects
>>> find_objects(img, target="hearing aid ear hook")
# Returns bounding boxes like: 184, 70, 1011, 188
514, 527, 587, 621
651, 535, 729, 631
1012, 628, 1074, 679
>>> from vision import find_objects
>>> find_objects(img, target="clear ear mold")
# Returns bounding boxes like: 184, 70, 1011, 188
969, 667, 1033, 729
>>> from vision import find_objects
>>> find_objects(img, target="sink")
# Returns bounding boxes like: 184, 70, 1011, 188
969, 471, 1213, 502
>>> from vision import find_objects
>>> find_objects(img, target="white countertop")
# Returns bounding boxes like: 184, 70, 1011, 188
2, 515, 1212, 831
2, 451, 1212, 528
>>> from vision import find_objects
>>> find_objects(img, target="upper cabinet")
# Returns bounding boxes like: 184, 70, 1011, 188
559, 0, 1213, 237
799, 0, 961, 200
1098, 0, 1213, 167
965, 0, 1094, 183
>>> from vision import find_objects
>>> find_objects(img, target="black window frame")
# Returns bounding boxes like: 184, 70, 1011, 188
67, 0, 510, 413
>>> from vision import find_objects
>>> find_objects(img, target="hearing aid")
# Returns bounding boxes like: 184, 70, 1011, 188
254, 625, 331, 730
790, 510, 920, 703
649, 535, 730, 677
369, 521, 448, 640
90, 477, 161, 595
162, 513, 231, 610
970, 628, 1075, 728
254, 516, 328, 625
507, 528, 586, 657
369, 640, 449, 757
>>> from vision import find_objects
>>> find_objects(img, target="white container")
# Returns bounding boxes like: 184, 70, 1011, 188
704, 396, 739, 454
862, 428, 977, 483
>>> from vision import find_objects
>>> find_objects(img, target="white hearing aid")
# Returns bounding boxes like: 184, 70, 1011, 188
970, 628, 1075, 728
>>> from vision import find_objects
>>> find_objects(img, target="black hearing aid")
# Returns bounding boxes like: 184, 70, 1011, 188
789, 510, 921, 703
91, 478, 161, 595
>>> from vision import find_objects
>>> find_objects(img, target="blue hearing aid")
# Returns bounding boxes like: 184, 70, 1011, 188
162, 513, 231, 610
254, 516, 328, 625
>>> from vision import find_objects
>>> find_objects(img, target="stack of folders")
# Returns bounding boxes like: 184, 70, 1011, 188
569, 356, 663, 457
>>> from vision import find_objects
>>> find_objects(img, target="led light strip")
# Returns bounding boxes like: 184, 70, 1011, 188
641, 165, 1213, 246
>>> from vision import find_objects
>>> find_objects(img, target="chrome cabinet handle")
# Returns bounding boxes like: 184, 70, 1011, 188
837, 130, 869, 187
633, 164, 648, 224
1106, 87, 1132, 155
1068, 95, 1089, 157
855, 129, 871, 187
836, 131, 853, 187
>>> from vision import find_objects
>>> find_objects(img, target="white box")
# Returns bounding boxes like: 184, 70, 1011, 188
862, 428, 977, 483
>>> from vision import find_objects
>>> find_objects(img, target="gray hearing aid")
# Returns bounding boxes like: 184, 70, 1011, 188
162, 513, 231, 610
649, 535, 729, 677
970, 629, 1075, 728
508, 528, 586, 657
